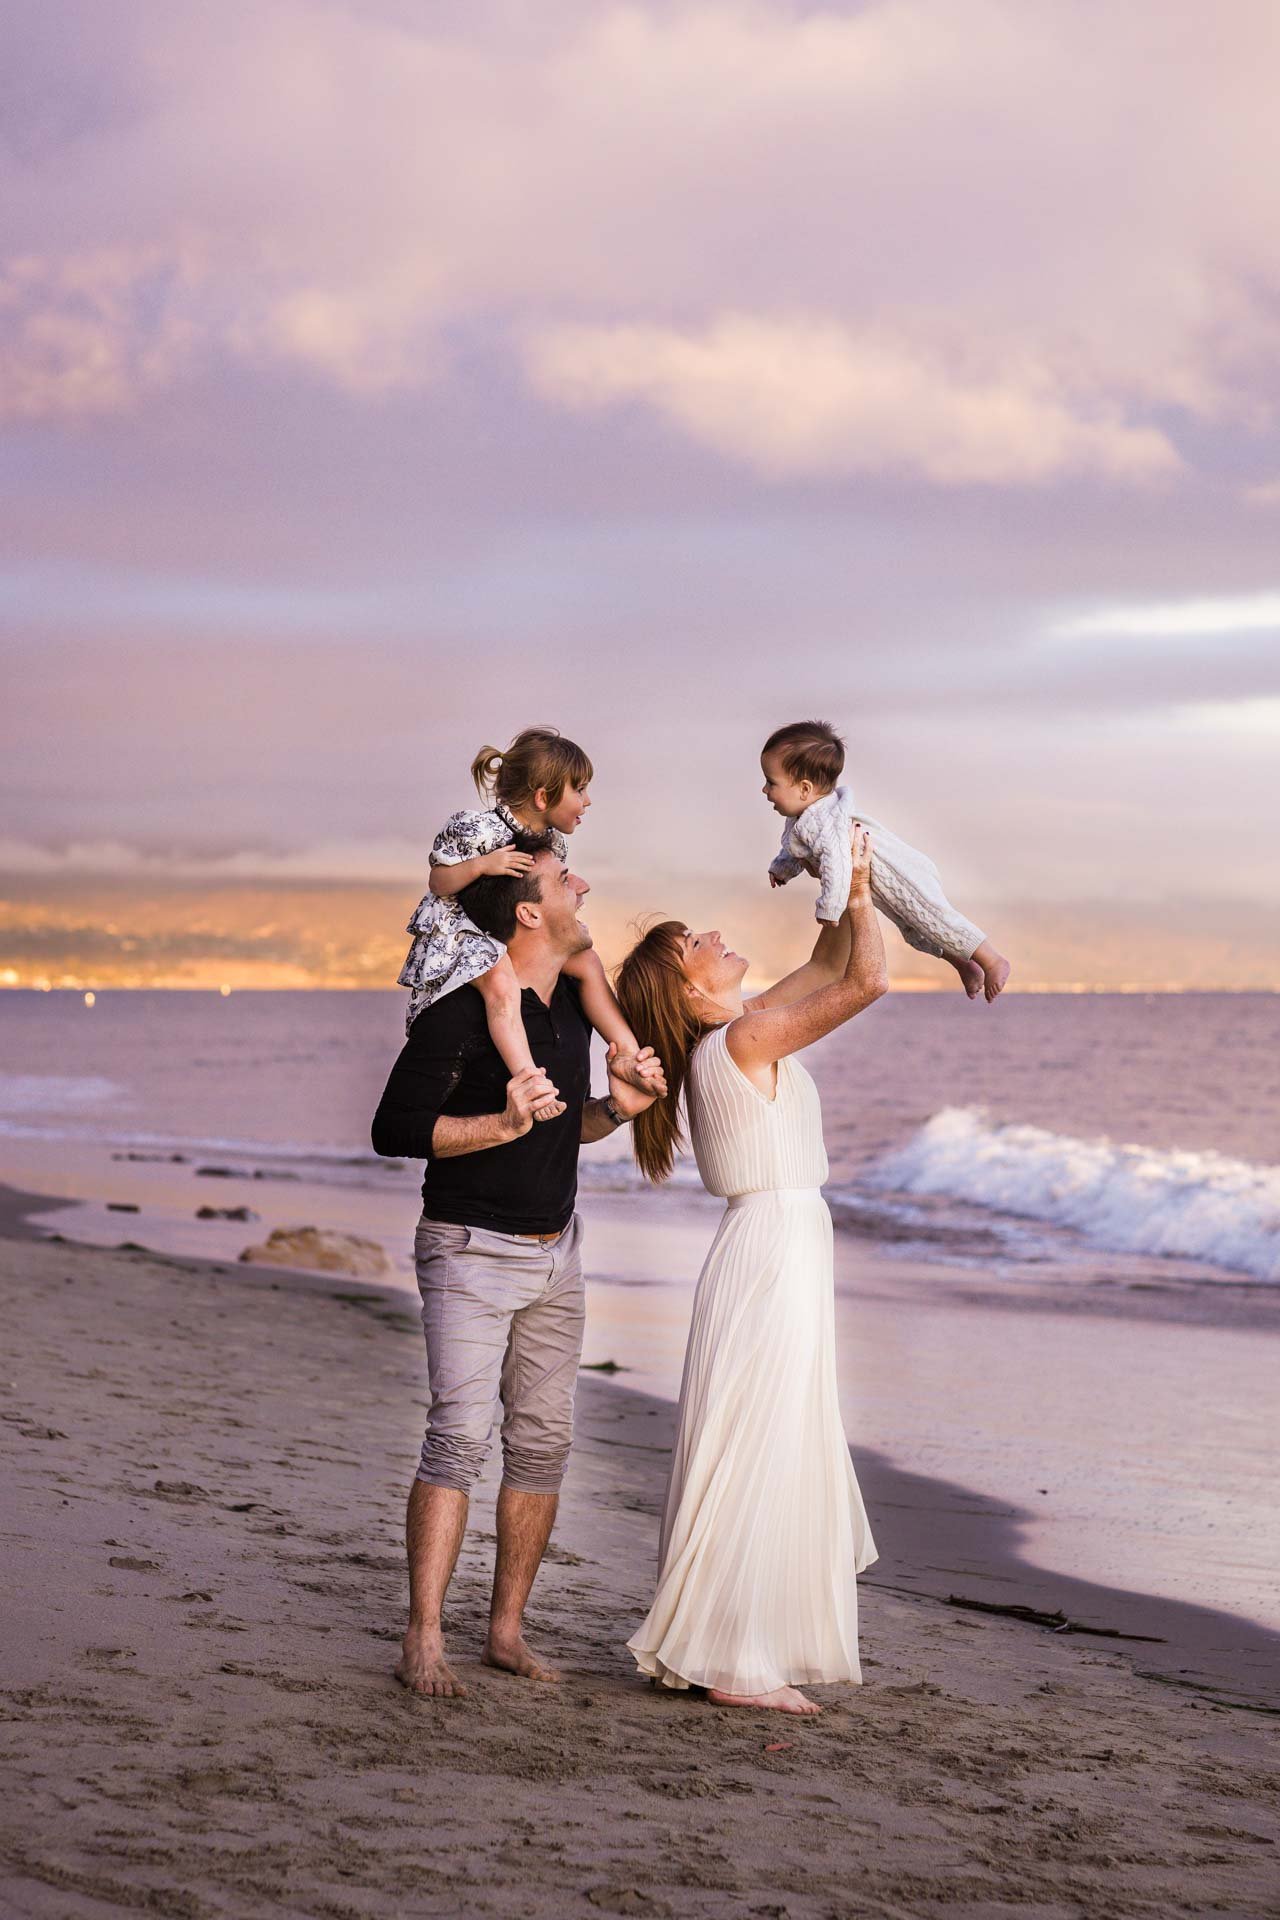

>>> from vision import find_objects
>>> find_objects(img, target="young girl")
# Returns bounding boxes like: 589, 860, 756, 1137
763, 718, 1012, 1001
399, 726, 641, 1118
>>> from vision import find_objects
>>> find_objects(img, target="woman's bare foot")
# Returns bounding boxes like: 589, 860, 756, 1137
396, 1625, 467, 1698
971, 940, 1011, 1003
482, 1631, 559, 1682
707, 1685, 821, 1715
952, 956, 985, 999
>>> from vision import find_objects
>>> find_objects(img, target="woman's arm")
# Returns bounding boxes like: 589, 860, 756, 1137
748, 814, 862, 1011
746, 914, 852, 1013
429, 845, 535, 898
729, 825, 887, 1079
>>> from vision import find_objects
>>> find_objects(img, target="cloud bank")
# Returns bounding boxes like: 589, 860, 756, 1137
4, 0, 1280, 485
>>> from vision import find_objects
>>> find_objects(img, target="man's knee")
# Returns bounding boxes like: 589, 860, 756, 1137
417, 1424, 492, 1491
500, 1433, 573, 1495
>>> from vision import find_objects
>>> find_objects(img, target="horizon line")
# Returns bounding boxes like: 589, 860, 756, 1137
2, 981, 1277, 998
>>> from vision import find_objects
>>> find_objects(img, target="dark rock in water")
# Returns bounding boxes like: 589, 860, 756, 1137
107, 1202, 140, 1213
112, 1151, 187, 1163
195, 1166, 248, 1179
251, 1168, 300, 1182
580, 1359, 626, 1373
116, 1242, 148, 1253
196, 1205, 259, 1222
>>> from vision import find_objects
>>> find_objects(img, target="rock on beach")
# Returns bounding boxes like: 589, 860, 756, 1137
237, 1226, 392, 1278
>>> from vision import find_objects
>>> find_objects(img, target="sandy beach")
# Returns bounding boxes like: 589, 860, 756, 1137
3, 1193, 1278, 1920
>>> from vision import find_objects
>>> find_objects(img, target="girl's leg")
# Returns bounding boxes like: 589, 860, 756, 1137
562, 948, 640, 1053
476, 957, 565, 1121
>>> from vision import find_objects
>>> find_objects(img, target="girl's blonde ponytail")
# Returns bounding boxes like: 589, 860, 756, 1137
470, 744, 504, 799
469, 727, 594, 810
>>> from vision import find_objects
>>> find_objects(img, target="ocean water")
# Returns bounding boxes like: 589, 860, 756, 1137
3, 987, 1279, 1643
2, 987, 1278, 1287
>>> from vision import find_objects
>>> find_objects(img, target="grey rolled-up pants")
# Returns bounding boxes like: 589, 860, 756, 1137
413, 1212, 586, 1495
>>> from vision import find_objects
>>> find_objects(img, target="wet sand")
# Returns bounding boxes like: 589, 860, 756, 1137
2, 1209, 1278, 1919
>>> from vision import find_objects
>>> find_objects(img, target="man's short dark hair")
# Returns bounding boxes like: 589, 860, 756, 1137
458, 828, 557, 943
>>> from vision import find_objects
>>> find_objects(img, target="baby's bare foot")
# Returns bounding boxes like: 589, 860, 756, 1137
532, 1099, 567, 1124
708, 1685, 821, 1715
953, 956, 985, 999
970, 940, 1011, 1004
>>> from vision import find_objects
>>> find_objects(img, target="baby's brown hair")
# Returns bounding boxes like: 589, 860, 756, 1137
470, 726, 594, 811
762, 719, 845, 792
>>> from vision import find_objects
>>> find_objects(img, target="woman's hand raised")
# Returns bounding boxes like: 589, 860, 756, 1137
848, 820, 873, 908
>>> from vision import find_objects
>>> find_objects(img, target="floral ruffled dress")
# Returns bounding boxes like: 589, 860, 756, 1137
398, 801, 567, 1032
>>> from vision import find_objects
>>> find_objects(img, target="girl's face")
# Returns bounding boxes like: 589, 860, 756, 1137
542, 781, 591, 835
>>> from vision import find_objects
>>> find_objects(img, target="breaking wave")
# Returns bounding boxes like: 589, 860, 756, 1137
868, 1106, 1280, 1282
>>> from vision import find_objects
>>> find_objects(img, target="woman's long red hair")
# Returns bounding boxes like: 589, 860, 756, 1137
614, 920, 719, 1184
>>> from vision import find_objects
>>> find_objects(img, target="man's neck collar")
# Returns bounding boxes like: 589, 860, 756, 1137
507, 937, 564, 1006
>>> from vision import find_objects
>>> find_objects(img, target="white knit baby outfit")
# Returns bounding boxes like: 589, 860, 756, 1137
769, 786, 983, 963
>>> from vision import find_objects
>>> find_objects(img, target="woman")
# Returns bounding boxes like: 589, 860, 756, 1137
615, 823, 886, 1715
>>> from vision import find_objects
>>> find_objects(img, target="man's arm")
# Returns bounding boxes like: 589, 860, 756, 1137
371, 998, 556, 1161
579, 1044, 668, 1143
580, 1098, 624, 1145
431, 1069, 557, 1156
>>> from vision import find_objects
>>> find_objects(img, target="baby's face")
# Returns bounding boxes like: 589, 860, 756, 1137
760, 750, 815, 818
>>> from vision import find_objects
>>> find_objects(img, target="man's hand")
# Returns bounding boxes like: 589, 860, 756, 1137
482, 846, 535, 878
605, 1042, 667, 1118
502, 1066, 559, 1138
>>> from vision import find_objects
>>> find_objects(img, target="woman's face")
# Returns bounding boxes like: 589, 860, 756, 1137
679, 927, 748, 1006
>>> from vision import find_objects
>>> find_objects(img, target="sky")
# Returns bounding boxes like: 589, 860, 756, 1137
3, 0, 1279, 990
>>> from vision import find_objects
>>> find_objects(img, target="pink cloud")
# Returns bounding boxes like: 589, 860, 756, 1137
1, 0, 1277, 487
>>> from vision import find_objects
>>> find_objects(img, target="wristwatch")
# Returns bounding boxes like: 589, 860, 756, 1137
601, 1094, 629, 1128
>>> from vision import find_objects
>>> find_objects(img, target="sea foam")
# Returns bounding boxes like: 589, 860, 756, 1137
869, 1106, 1280, 1283
0, 1073, 121, 1115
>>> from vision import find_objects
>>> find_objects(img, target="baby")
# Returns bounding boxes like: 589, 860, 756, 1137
400, 725, 640, 1117
763, 719, 1011, 1001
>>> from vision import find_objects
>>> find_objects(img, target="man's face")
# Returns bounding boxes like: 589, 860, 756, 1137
523, 850, 592, 955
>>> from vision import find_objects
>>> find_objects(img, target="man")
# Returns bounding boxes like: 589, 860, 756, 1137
371, 829, 666, 1697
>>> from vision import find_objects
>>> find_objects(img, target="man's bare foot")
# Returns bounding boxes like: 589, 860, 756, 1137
708, 1685, 821, 1715
482, 1631, 559, 1682
953, 956, 985, 999
396, 1625, 467, 1698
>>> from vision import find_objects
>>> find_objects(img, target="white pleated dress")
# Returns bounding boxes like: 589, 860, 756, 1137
628, 1024, 878, 1695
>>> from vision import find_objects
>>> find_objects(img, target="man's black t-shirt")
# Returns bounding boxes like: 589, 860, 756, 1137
370, 976, 591, 1235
